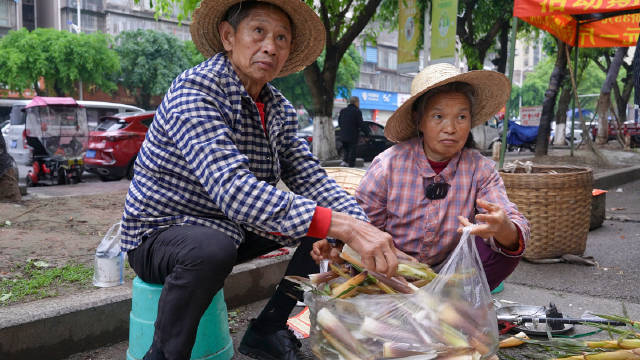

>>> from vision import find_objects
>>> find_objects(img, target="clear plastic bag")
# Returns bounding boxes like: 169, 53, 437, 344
92, 222, 124, 287
305, 227, 498, 359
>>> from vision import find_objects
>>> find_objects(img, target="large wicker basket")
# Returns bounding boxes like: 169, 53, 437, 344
499, 165, 593, 260
324, 167, 367, 196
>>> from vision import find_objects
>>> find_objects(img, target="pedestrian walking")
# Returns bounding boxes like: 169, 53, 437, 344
119, 1, 400, 359
338, 96, 364, 167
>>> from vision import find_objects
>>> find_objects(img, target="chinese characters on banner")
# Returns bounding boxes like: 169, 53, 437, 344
513, 0, 640, 47
520, 106, 543, 126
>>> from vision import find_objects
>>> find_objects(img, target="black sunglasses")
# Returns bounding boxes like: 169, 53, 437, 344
425, 182, 450, 200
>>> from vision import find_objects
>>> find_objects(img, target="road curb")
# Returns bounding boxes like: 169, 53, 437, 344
594, 165, 640, 190
0, 251, 292, 360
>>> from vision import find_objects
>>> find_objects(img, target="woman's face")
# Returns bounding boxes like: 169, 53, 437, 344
219, 5, 292, 96
417, 91, 471, 162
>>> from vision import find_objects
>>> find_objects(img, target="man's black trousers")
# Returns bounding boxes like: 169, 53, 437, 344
342, 141, 358, 167
127, 225, 319, 360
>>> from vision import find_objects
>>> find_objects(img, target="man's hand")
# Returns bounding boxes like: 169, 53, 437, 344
311, 239, 343, 264
327, 212, 398, 277
457, 199, 518, 251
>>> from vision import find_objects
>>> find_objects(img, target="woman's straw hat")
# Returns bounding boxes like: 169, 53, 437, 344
190, 0, 325, 78
384, 63, 510, 143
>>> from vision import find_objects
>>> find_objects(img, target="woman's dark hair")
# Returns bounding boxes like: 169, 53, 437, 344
412, 81, 476, 148
223, 1, 293, 32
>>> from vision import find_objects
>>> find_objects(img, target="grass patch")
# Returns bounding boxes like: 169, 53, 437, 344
0, 260, 94, 305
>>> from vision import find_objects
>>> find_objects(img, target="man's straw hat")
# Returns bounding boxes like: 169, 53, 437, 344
190, 0, 325, 78
384, 63, 510, 143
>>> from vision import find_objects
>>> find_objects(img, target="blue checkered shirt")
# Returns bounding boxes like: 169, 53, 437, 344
120, 53, 367, 251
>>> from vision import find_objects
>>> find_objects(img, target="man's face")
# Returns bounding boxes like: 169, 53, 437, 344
219, 5, 292, 90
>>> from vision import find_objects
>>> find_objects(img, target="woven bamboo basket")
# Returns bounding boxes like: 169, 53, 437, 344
324, 167, 367, 195
499, 165, 593, 260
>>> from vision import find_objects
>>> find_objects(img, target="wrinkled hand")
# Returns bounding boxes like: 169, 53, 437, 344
457, 199, 518, 250
310, 239, 343, 264
311, 239, 417, 266
328, 212, 399, 278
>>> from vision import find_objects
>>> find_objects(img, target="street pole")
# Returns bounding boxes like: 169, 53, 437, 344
499, 16, 519, 169
570, 23, 579, 157
77, 0, 83, 100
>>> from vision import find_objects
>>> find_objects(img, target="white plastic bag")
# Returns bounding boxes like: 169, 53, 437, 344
93, 222, 124, 287
306, 226, 499, 359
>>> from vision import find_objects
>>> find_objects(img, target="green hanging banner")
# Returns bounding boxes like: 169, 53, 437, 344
430, 0, 458, 63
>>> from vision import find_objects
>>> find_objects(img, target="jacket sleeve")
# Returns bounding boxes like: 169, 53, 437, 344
354, 156, 388, 229
475, 159, 530, 256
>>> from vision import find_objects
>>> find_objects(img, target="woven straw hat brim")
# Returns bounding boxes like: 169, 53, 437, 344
384, 66, 510, 143
191, 0, 326, 78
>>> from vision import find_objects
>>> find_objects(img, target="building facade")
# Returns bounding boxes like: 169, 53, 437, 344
0, 0, 190, 39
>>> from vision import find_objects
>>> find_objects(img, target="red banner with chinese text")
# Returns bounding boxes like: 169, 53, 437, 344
514, 0, 640, 47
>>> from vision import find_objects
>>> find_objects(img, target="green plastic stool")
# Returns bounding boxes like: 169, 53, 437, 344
491, 281, 505, 294
126, 277, 233, 360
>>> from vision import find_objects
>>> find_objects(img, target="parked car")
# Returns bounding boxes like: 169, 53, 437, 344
83, 111, 155, 181
4, 100, 145, 165
297, 120, 394, 161
472, 116, 501, 150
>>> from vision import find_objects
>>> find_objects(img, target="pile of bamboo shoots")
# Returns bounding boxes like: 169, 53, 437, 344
294, 245, 498, 359
499, 314, 640, 360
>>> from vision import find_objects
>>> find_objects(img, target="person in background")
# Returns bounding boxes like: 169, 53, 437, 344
120, 1, 399, 359
338, 96, 364, 167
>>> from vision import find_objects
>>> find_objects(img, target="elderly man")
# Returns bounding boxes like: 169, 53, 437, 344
120, 1, 399, 359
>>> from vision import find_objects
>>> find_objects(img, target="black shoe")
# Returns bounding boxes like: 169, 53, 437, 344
238, 319, 304, 360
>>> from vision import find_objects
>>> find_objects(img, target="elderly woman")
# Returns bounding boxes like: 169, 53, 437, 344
353, 63, 530, 290
120, 1, 399, 359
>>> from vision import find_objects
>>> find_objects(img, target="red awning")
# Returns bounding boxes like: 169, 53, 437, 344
25, 96, 81, 109
514, 0, 640, 47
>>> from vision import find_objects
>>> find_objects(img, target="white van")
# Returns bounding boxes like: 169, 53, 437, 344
2, 99, 145, 165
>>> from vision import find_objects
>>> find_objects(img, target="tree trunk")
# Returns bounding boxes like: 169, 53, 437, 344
596, 47, 627, 144
536, 39, 568, 156
492, 25, 510, 74
554, 81, 572, 145
0, 135, 21, 202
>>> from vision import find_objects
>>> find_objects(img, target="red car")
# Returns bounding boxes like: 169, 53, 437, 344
83, 111, 154, 181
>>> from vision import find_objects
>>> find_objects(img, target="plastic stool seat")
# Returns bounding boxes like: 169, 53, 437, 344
127, 277, 233, 360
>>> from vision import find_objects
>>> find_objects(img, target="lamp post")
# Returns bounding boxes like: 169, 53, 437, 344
76, 0, 83, 100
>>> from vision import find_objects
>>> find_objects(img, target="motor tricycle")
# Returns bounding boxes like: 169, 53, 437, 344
23, 97, 88, 186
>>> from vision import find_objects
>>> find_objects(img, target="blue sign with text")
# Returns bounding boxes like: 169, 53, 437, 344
351, 88, 398, 111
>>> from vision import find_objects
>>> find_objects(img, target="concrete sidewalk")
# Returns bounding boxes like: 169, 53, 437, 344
1, 152, 639, 359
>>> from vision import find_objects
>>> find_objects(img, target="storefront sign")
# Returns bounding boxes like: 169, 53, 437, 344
352, 88, 398, 111
520, 106, 542, 126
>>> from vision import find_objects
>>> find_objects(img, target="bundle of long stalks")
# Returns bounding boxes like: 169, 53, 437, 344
498, 313, 640, 360
294, 245, 497, 359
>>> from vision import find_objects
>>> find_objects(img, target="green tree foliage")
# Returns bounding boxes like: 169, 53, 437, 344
184, 40, 206, 67
272, 46, 363, 113
0, 28, 119, 97
115, 29, 193, 109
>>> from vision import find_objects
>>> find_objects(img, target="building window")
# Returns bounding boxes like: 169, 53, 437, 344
0, 0, 16, 28
365, 46, 378, 64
